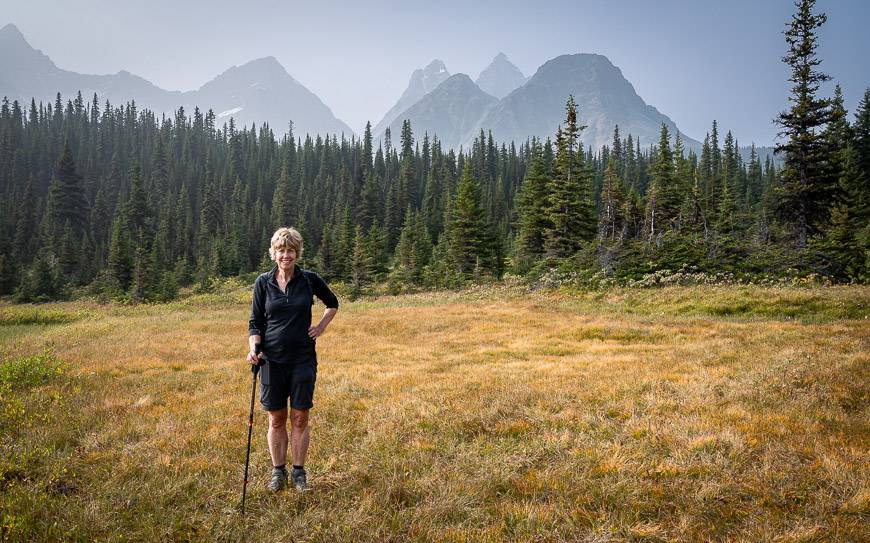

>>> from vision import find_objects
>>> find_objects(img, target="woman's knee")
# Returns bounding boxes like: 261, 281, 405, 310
268, 408, 288, 429
289, 409, 309, 429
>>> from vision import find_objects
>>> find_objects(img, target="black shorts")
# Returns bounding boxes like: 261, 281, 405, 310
259, 359, 317, 411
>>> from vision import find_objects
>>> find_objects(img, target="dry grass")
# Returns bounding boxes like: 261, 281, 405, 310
1, 285, 868, 542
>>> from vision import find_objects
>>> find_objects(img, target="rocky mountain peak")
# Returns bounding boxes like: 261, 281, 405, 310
373, 59, 452, 136
475, 52, 527, 99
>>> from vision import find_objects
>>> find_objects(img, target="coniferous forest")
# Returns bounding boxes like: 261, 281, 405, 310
0, 0, 868, 302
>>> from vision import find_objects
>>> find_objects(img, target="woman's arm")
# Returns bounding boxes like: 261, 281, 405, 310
308, 272, 339, 338
309, 307, 337, 338
247, 276, 266, 363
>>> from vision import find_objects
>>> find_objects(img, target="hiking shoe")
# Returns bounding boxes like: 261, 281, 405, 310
268, 467, 288, 492
291, 467, 307, 491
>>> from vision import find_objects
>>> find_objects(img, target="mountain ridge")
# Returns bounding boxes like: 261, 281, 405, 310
372, 59, 451, 138
375, 53, 702, 153
4, 24, 721, 151
376, 74, 498, 150
0, 24, 354, 137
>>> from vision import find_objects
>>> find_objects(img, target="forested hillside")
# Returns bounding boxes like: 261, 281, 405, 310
0, 0, 867, 302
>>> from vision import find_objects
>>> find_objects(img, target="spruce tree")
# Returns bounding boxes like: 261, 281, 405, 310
716, 172, 737, 235
598, 159, 625, 241
124, 163, 154, 241
12, 175, 38, 263
131, 227, 149, 301
514, 141, 551, 266
421, 168, 444, 243
721, 131, 739, 212
46, 140, 89, 239
746, 145, 764, 206
364, 220, 389, 281
351, 225, 368, 289
393, 209, 432, 284
773, 0, 837, 247
824, 84, 851, 185
358, 169, 382, 230
362, 121, 373, 174
384, 181, 402, 250
447, 162, 493, 277
316, 225, 335, 280
854, 88, 870, 180
272, 159, 294, 228
644, 124, 680, 238
107, 211, 133, 290
826, 143, 869, 280
544, 96, 596, 257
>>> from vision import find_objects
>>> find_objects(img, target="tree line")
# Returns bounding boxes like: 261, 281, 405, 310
0, 0, 866, 301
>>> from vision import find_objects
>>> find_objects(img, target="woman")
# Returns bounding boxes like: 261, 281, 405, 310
247, 227, 339, 492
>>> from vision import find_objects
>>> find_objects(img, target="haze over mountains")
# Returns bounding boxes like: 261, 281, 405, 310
371, 59, 452, 138
3, 22, 708, 154
375, 53, 700, 153
377, 74, 499, 151
475, 52, 528, 99
0, 23, 353, 138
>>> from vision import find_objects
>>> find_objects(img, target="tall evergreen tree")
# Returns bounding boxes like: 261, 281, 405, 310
826, 143, 869, 280
272, 159, 294, 227
46, 140, 89, 239
514, 141, 551, 266
358, 169, 382, 230
644, 124, 680, 238
773, 0, 837, 247
544, 96, 596, 257
854, 88, 870, 180
107, 211, 133, 290
350, 225, 368, 289
746, 145, 764, 206
392, 209, 432, 284
823, 84, 852, 189
363, 220, 389, 281
598, 159, 625, 241
447, 162, 494, 277
362, 121, 373, 174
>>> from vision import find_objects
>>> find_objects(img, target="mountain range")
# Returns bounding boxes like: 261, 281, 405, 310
0, 23, 353, 138
375, 53, 701, 153
3, 22, 720, 155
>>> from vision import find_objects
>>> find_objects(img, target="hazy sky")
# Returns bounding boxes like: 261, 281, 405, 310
4, 0, 869, 145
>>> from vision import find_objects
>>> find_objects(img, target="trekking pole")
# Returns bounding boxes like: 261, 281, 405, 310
241, 345, 263, 516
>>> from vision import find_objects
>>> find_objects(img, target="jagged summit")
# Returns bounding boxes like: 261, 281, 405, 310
378, 73, 497, 150
0, 22, 50, 61
0, 22, 25, 37
373, 59, 452, 138
422, 59, 448, 75
472, 53, 699, 151
475, 52, 527, 99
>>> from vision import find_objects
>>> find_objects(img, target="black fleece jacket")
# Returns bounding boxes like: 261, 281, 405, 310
248, 266, 339, 364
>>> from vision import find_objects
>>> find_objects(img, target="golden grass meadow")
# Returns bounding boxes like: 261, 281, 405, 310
1, 284, 869, 542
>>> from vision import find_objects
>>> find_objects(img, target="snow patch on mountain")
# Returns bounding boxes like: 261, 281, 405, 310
218, 107, 243, 117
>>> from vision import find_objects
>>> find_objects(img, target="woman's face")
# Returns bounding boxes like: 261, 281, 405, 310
274, 246, 297, 271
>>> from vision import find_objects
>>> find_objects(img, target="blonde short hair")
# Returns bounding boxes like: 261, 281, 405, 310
269, 227, 304, 261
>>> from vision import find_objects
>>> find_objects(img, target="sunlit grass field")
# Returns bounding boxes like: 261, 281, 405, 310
2, 285, 868, 542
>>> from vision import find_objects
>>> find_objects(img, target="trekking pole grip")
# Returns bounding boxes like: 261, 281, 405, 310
251, 343, 264, 374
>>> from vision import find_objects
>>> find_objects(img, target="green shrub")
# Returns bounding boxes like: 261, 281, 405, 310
0, 352, 66, 393
0, 307, 89, 326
